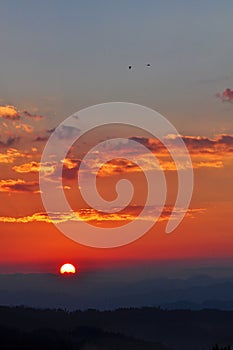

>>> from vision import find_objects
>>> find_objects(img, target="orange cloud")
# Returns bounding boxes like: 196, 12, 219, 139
62, 158, 80, 180
0, 103, 46, 147
131, 134, 233, 156
192, 161, 223, 169
12, 161, 56, 175
0, 105, 20, 120
97, 159, 142, 177
37, 133, 233, 183
0, 148, 31, 164
15, 123, 34, 133
0, 104, 44, 120
12, 161, 40, 173
75, 134, 232, 178
0, 206, 205, 224
0, 179, 39, 193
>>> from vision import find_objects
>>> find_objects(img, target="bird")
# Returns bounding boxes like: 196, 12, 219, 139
128, 63, 151, 70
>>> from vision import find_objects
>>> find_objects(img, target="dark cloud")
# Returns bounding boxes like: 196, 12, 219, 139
22, 110, 44, 120
130, 134, 233, 155
47, 128, 56, 134
34, 136, 49, 142
0, 179, 39, 193
62, 158, 81, 180
0, 137, 20, 148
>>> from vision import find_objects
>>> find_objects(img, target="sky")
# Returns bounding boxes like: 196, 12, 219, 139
0, 0, 233, 274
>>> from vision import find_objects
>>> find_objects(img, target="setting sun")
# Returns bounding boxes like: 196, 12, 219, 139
59, 263, 76, 275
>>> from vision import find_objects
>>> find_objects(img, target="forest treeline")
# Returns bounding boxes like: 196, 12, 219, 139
0, 306, 233, 349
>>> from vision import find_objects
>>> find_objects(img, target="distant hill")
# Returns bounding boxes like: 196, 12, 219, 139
1, 306, 233, 350
1, 273, 233, 311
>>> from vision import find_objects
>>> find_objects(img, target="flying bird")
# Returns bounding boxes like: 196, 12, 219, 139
128, 63, 151, 70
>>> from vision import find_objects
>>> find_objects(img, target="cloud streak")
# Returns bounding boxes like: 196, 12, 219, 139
0, 206, 205, 224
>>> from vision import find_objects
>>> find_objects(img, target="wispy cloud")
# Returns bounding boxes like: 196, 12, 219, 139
0, 206, 205, 224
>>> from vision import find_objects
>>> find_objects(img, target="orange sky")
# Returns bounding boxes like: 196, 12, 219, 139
0, 103, 233, 273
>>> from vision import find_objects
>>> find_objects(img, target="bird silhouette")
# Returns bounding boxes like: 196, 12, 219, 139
128, 64, 151, 70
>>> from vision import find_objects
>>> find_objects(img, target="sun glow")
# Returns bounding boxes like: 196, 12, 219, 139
59, 263, 76, 275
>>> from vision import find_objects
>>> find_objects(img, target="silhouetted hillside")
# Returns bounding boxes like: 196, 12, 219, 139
0, 306, 233, 349
0, 324, 168, 350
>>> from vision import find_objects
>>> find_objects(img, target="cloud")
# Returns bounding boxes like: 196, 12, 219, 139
47, 128, 56, 134
216, 88, 233, 103
54, 125, 81, 139
131, 134, 233, 155
192, 161, 223, 169
15, 123, 34, 133
68, 134, 233, 178
62, 158, 81, 180
0, 137, 20, 148
97, 159, 141, 177
22, 110, 44, 120
0, 104, 47, 146
181, 134, 233, 153
0, 103, 47, 147
0, 206, 205, 224
37, 133, 232, 182
12, 158, 80, 180
0, 104, 44, 120
126, 134, 233, 172
0, 105, 20, 120
12, 161, 56, 176
34, 136, 49, 142
0, 179, 39, 193
12, 161, 40, 173
0, 148, 31, 164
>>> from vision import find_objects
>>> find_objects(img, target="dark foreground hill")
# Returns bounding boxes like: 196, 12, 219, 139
0, 324, 168, 350
1, 306, 233, 349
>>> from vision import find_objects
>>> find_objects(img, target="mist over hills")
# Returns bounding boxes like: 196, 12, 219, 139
1, 269, 233, 310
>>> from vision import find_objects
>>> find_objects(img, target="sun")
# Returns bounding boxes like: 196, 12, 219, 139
59, 263, 76, 275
